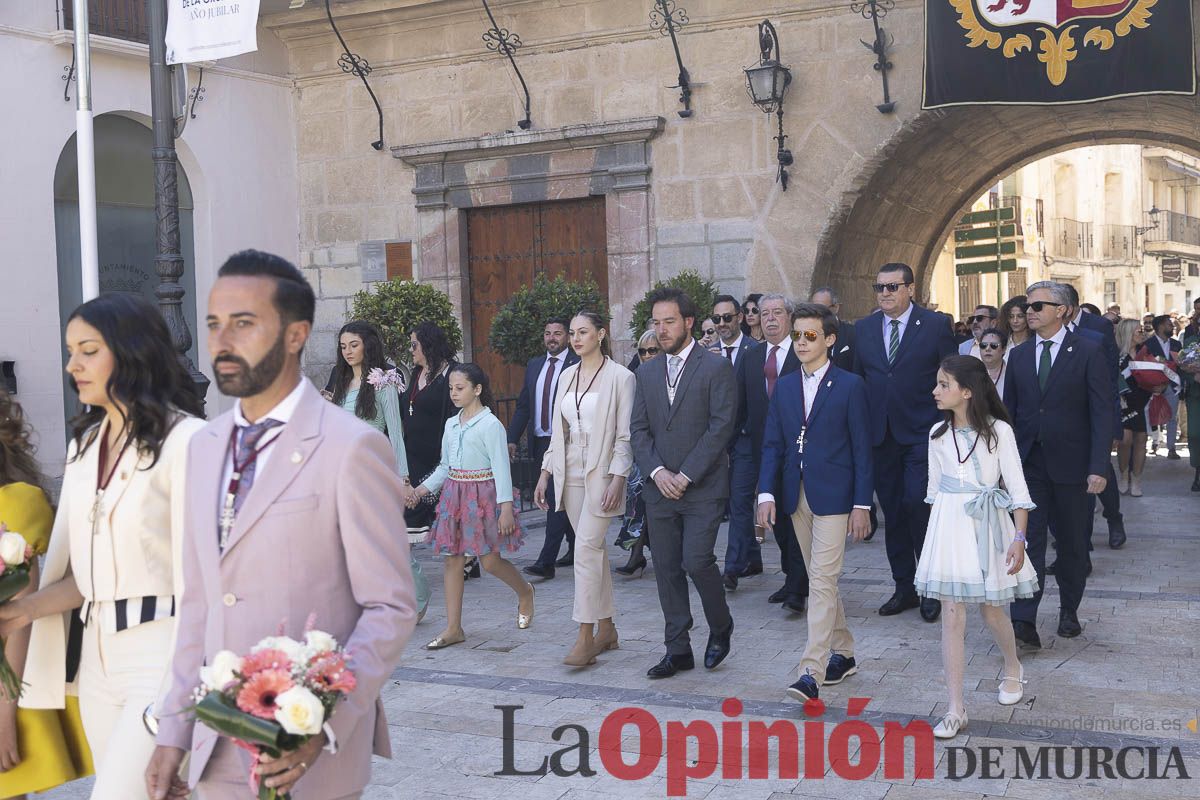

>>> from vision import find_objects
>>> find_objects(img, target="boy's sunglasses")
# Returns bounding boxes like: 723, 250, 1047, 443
790, 329, 822, 342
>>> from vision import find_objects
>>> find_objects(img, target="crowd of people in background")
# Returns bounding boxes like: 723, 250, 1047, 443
0, 250, 1196, 798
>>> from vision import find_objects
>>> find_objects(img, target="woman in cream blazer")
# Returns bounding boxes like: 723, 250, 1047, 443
0, 294, 203, 800
535, 311, 635, 667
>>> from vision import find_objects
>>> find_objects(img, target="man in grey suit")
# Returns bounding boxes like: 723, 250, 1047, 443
631, 287, 737, 679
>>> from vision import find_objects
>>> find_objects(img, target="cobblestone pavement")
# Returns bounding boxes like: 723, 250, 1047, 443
44, 451, 1199, 799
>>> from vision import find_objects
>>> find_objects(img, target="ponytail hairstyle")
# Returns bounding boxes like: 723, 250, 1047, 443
931, 355, 1011, 452
571, 310, 612, 359
449, 362, 495, 411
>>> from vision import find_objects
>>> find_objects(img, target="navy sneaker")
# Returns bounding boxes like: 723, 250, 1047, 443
823, 654, 858, 686
786, 674, 819, 702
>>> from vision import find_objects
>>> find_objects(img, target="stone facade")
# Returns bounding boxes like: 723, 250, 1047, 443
269, 0, 1200, 379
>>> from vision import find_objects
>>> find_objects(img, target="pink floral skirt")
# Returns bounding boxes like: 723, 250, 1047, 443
425, 471, 525, 556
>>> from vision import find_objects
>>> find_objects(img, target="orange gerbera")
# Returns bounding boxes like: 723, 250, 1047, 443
236, 670, 294, 720
308, 654, 357, 694
240, 649, 293, 677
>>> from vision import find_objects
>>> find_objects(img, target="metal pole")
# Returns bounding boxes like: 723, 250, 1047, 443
148, 0, 210, 408
73, 0, 99, 300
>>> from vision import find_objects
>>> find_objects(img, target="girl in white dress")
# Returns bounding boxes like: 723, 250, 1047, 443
916, 355, 1039, 740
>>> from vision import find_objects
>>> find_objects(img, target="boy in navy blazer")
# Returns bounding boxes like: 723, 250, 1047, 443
853, 263, 958, 622
758, 304, 873, 703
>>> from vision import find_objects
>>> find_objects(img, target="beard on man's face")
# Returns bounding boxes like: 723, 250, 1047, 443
212, 331, 287, 398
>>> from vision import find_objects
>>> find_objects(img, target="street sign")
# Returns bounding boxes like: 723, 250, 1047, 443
1162, 257, 1182, 283
954, 206, 1018, 293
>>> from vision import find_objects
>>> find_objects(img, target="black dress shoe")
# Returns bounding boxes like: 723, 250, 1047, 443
723, 574, 738, 592
1191, 468, 1200, 492
704, 625, 733, 669
647, 652, 695, 679
920, 597, 942, 622
1108, 520, 1126, 549
1057, 610, 1082, 638
523, 563, 555, 579
739, 564, 764, 577
768, 588, 789, 604
823, 654, 858, 685
878, 590, 920, 616
781, 596, 806, 615
1012, 620, 1041, 650
555, 552, 575, 568
786, 674, 819, 702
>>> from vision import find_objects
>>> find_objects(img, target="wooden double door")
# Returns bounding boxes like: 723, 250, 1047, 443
466, 197, 609, 404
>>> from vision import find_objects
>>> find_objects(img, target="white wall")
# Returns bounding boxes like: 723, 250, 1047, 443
0, 13, 299, 476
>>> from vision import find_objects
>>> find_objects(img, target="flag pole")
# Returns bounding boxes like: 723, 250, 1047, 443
73, 0, 99, 300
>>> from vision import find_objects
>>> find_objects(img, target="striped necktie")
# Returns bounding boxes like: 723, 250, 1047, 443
887, 319, 901, 364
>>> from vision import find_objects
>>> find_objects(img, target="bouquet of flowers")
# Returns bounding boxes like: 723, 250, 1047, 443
1177, 341, 1200, 374
1131, 346, 1180, 427
366, 367, 407, 393
192, 619, 356, 799
0, 523, 35, 699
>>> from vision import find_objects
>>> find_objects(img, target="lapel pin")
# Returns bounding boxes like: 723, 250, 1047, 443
826, 380, 833, 388
1067, 346, 1073, 353
291, 451, 303, 464
915, 319, 922, 326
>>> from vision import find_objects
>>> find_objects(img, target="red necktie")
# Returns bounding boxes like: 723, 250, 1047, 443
540, 356, 558, 432
765, 345, 779, 398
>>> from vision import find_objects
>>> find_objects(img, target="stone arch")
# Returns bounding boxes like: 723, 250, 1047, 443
812, 95, 1200, 317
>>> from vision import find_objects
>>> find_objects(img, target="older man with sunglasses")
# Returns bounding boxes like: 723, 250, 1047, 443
853, 263, 958, 622
958, 305, 999, 359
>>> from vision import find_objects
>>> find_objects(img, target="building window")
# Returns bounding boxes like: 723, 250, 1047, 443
1104, 280, 1117, 308
1188, 261, 1199, 278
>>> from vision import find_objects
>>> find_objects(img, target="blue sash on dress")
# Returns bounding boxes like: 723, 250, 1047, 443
937, 475, 1011, 568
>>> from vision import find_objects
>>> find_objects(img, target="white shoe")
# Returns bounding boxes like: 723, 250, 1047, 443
933, 711, 968, 739
998, 666, 1026, 705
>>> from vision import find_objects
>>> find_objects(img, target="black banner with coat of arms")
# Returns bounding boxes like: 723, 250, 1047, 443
923, 0, 1196, 107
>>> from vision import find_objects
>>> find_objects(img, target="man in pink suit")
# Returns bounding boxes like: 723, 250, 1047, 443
146, 250, 418, 800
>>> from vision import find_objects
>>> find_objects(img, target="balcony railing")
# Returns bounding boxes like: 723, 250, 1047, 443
1052, 218, 1092, 260
61, 0, 150, 45
1098, 224, 1136, 261
1144, 209, 1200, 248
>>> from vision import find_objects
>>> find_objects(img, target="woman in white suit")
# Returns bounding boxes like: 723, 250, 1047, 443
535, 311, 636, 667
0, 294, 203, 799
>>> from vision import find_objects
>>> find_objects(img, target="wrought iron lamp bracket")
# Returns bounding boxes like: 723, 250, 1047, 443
188, 66, 206, 120
650, 0, 694, 118
63, 45, 77, 102
481, 0, 532, 130
850, 0, 896, 113
325, 0, 384, 150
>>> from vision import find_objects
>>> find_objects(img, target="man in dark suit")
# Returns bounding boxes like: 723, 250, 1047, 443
853, 263, 957, 622
810, 286, 856, 371
1145, 313, 1183, 458
733, 293, 808, 613
757, 304, 873, 703
507, 317, 579, 579
712, 295, 761, 591
631, 287, 736, 679
1005, 282, 1112, 647
1059, 286, 1126, 550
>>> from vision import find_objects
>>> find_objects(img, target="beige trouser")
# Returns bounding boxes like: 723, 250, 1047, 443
563, 443, 615, 623
791, 485, 854, 686
78, 615, 174, 800
195, 739, 362, 800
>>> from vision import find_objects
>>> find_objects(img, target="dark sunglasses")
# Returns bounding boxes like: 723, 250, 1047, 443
638, 347, 660, 356
1025, 301, 1063, 312
968, 314, 996, 324
744, 306, 759, 314
979, 342, 1003, 351
790, 329, 822, 342
873, 281, 912, 293
711, 313, 739, 324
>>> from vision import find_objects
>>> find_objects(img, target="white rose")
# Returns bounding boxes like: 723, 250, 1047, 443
273, 686, 325, 736
199, 650, 243, 691
0, 531, 28, 566
252, 636, 306, 663
304, 630, 337, 657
